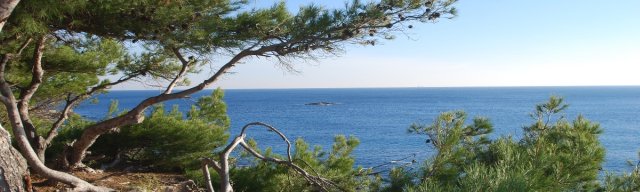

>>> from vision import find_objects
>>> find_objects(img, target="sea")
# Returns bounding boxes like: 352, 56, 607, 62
74, 86, 640, 173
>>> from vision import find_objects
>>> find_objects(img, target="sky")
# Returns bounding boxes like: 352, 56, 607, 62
118, 1, 640, 90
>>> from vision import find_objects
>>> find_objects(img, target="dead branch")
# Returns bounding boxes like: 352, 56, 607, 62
201, 122, 343, 192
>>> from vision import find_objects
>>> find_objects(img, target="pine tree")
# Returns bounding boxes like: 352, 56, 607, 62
0, 0, 458, 190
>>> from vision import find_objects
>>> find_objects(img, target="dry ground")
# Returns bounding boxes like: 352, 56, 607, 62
31, 171, 200, 192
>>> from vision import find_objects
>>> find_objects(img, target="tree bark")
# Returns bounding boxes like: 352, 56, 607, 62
0, 0, 20, 31
0, 2, 28, 191
201, 162, 215, 192
0, 127, 29, 192
18, 36, 47, 163
0, 94, 112, 191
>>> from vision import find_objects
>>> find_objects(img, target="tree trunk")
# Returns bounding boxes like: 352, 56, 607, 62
1, 1, 29, 191
0, 0, 20, 31
35, 142, 46, 163
67, 113, 145, 168
0, 68, 112, 191
2, 101, 112, 191
0, 128, 28, 192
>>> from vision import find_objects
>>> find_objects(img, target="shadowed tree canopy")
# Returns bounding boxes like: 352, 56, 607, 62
0, 0, 457, 190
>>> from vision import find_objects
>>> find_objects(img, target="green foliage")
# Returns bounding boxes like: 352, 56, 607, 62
602, 169, 640, 191
3, 0, 458, 69
90, 89, 230, 171
188, 88, 230, 128
600, 153, 640, 191
48, 89, 230, 171
381, 167, 417, 192
1, 0, 458, 175
184, 167, 221, 189
408, 111, 493, 185
403, 97, 607, 191
212, 135, 375, 192
3, 36, 126, 111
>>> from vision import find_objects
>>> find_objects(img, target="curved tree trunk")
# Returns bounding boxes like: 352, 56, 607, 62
0, 43, 112, 191
1, 97, 112, 191
0, 128, 28, 192
0, 1, 28, 191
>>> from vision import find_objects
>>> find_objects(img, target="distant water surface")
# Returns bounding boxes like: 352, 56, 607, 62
74, 86, 640, 173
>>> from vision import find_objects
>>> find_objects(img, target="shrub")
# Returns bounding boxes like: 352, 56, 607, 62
406, 97, 606, 191
56, 88, 231, 171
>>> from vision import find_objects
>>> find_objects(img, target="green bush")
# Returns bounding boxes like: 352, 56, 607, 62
48, 94, 640, 191
230, 136, 366, 191
404, 97, 606, 191
602, 169, 640, 191
46, 88, 230, 171
90, 88, 230, 171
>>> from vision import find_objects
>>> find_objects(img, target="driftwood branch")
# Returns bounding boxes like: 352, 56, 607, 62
201, 122, 342, 192
201, 160, 216, 192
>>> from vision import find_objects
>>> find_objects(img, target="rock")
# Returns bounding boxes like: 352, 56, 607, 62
305, 102, 335, 106
160, 180, 200, 192
124, 186, 146, 192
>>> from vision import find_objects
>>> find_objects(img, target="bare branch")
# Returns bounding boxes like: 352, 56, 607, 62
16, 36, 47, 152
164, 47, 191, 94
238, 141, 337, 192
201, 161, 216, 192
19, 36, 46, 105
202, 157, 222, 173
202, 122, 344, 192
0, 54, 12, 104
43, 97, 73, 145
239, 122, 293, 162
15, 37, 33, 56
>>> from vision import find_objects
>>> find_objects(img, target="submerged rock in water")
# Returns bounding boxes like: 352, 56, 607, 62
305, 102, 335, 106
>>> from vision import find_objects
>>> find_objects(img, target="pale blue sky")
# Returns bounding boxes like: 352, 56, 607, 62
119, 1, 640, 90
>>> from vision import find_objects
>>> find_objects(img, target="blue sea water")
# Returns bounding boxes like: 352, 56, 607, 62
74, 86, 640, 173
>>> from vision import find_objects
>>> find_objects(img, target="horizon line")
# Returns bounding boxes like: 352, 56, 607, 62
110, 84, 640, 91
